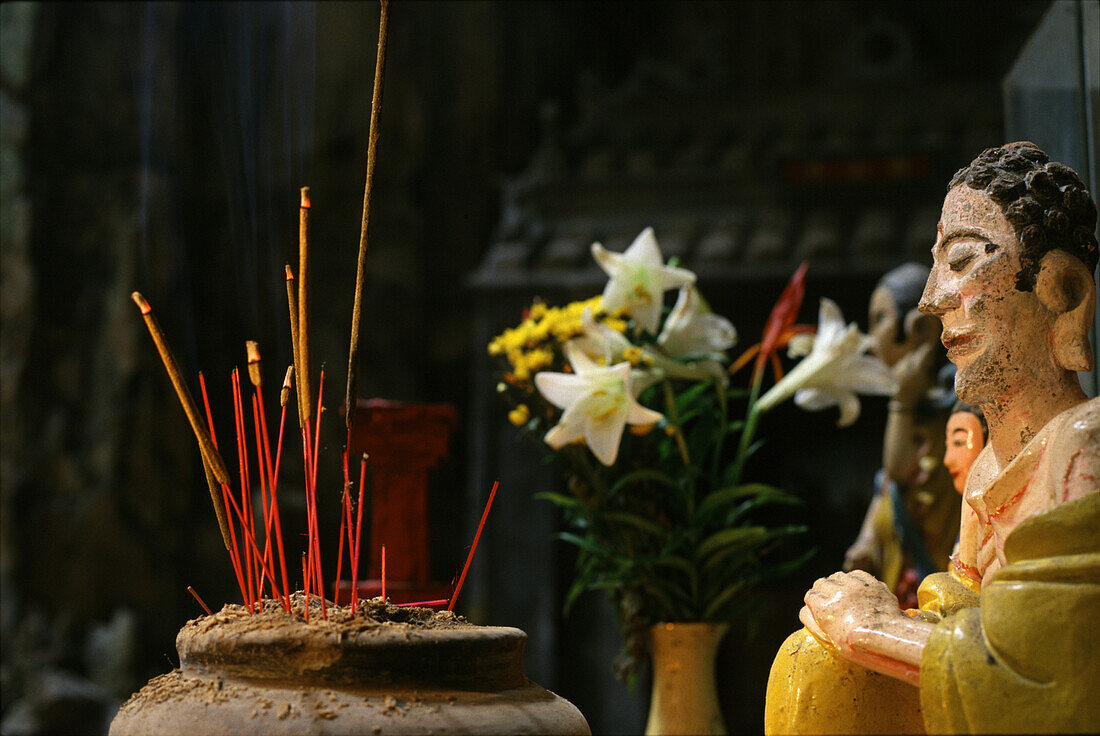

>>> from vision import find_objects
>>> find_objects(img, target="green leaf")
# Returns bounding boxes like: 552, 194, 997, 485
701, 580, 747, 619
700, 525, 807, 574
601, 511, 668, 539
695, 483, 793, 521
756, 545, 817, 582
533, 491, 586, 510
607, 468, 681, 498
674, 381, 713, 412
555, 531, 610, 559
724, 490, 803, 526
694, 526, 769, 562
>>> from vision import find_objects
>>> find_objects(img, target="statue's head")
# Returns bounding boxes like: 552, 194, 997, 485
868, 262, 941, 368
944, 400, 986, 495
919, 142, 1098, 405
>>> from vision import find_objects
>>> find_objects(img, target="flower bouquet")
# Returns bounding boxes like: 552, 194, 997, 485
488, 227, 897, 681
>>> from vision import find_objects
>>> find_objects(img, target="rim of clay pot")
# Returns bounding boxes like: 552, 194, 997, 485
178, 617, 530, 691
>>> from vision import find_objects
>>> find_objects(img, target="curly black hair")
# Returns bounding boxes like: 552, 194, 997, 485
948, 141, 1099, 291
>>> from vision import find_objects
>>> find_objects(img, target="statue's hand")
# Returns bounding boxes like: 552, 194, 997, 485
891, 341, 937, 407
842, 538, 878, 574
799, 570, 902, 657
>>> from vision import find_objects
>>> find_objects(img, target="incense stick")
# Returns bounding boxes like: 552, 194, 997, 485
297, 188, 314, 423
198, 371, 249, 598
265, 379, 292, 611
395, 598, 448, 608
285, 267, 303, 428
246, 340, 263, 388
351, 453, 368, 609
280, 365, 293, 408
448, 480, 500, 612
344, 0, 391, 428
187, 586, 214, 616
131, 293, 234, 549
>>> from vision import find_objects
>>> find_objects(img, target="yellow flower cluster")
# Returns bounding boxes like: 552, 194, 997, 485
488, 296, 628, 383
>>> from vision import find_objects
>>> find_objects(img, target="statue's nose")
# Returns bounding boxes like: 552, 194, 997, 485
919, 270, 960, 316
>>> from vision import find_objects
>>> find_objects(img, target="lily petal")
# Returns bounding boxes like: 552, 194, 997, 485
590, 228, 697, 334
533, 339, 666, 466
757, 298, 898, 423
534, 372, 591, 409
658, 286, 737, 358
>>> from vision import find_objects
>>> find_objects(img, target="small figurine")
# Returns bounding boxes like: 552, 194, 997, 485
843, 263, 959, 608
942, 400, 986, 586
765, 142, 1100, 735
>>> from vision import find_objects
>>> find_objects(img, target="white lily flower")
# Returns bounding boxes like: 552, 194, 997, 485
756, 298, 897, 426
591, 227, 696, 334
535, 342, 664, 466
657, 285, 737, 358
574, 306, 722, 392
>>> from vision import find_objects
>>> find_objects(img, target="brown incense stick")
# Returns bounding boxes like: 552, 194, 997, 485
280, 365, 294, 408
345, 0, 390, 429
131, 293, 228, 483
187, 586, 214, 616
297, 188, 314, 423
131, 292, 234, 550
246, 340, 262, 387
285, 266, 303, 427
202, 461, 234, 551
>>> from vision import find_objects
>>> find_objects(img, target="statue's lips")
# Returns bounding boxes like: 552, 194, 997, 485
942, 330, 980, 355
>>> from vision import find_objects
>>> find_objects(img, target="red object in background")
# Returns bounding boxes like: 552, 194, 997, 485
335, 399, 457, 605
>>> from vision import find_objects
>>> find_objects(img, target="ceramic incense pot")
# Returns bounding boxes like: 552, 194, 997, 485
110, 595, 589, 735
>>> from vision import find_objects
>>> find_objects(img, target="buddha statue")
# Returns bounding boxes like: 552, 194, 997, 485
765, 142, 1100, 735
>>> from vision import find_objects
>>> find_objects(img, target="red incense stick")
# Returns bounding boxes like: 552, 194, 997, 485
351, 453, 368, 609
199, 372, 249, 606
310, 371, 326, 618
254, 383, 291, 611
381, 544, 386, 601
230, 369, 256, 612
250, 392, 273, 602
448, 480, 500, 612
302, 553, 310, 621
395, 598, 448, 608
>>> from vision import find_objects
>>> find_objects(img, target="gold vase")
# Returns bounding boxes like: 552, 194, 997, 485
645, 622, 729, 736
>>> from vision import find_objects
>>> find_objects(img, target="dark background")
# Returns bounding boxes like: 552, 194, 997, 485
0, 1, 1069, 733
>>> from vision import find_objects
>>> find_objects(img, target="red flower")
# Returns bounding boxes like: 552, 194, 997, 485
730, 262, 816, 382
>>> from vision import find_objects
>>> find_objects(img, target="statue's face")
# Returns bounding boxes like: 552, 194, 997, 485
943, 411, 984, 495
867, 287, 905, 367
919, 186, 1049, 405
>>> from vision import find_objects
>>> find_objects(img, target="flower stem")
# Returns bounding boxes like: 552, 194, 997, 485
730, 369, 765, 486
661, 379, 691, 468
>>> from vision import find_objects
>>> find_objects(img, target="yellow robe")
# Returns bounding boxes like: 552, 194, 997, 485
765, 399, 1100, 735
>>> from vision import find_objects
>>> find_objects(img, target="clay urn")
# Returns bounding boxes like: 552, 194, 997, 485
110, 594, 590, 735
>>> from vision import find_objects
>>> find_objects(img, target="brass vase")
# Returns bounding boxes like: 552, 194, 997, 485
645, 622, 729, 736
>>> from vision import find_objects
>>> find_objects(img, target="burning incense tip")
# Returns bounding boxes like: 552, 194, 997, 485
285, 264, 295, 281
280, 365, 294, 407
246, 341, 263, 387
131, 291, 152, 315
300, 187, 311, 209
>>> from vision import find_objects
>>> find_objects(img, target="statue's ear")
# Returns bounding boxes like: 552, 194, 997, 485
903, 308, 941, 347
1036, 249, 1096, 372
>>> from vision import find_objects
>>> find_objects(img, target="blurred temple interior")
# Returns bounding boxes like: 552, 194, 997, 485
1, 1, 1097, 733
